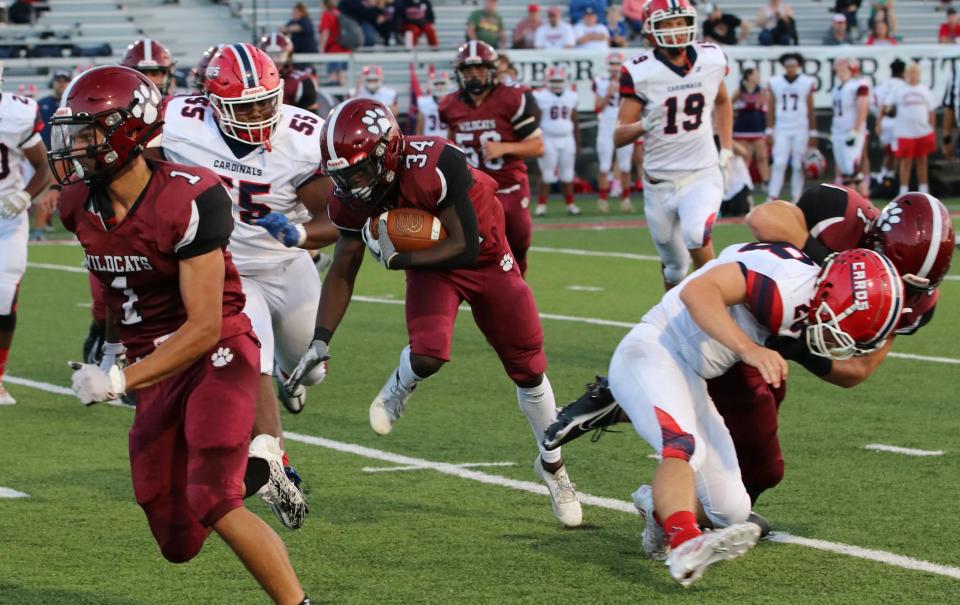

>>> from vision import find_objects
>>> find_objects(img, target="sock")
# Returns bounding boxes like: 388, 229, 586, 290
0, 347, 8, 382
919, 183, 929, 193
538, 192, 548, 207
598, 185, 609, 201
281, 451, 289, 467
243, 457, 270, 498
516, 375, 561, 465
663, 510, 702, 549
397, 345, 422, 392
563, 192, 574, 206
899, 185, 909, 195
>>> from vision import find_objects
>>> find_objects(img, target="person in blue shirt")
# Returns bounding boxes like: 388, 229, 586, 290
37, 70, 71, 149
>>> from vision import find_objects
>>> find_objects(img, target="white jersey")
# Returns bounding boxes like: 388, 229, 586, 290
572, 22, 610, 50
534, 23, 575, 49
593, 75, 620, 128
160, 96, 323, 274
416, 95, 447, 138
831, 77, 870, 134
620, 43, 727, 179
642, 242, 820, 379
768, 74, 815, 132
873, 77, 905, 116
532, 88, 578, 137
353, 86, 398, 108
890, 83, 937, 139
0, 93, 42, 200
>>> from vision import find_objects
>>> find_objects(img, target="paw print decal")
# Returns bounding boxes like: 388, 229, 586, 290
877, 201, 903, 233
361, 107, 392, 136
499, 253, 514, 272
211, 347, 234, 368
130, 83, 161, 125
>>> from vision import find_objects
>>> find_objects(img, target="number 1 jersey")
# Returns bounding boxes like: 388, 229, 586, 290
620, 43, 727, 180
160, 96, 324, 273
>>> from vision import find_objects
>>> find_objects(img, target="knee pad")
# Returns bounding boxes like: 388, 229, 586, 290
0, 311, 15, 332
682, 214, 717, 250
662, 263, 689, 286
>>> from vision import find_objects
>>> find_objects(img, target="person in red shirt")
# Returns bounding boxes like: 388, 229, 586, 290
939, 7, 960, 43
395, 0, 438, 48
318, 0, 349, 85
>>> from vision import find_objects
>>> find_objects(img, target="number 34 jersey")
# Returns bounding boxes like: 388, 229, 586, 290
160, 96, 324, 273
620, 43, 727, 180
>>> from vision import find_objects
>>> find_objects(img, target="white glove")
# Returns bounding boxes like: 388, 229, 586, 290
68, 361, 126, 406
98, 342, 127, 373
641, 109, 664, 136
285, 339, 329, 392
362, 217, 383, 263
0, 190, 31, 220
845, 129, 860, 146
719, 148, 735, 191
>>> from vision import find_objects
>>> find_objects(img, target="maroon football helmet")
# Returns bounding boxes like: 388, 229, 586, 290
191, 44, 224, 94
258, 32, 294, 70
204, 43, 283, 147
869, 193, 954, 292
454, 40, 498, 95
47, 66, 163, 186
319, 98, 402, 207
806, 248, 905, 360
121, 38, 175, 95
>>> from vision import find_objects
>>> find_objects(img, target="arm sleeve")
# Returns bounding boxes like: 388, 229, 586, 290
435, 144, 474, 210
796, 185, 848, 247
512, 90, 541, 139
619, 64, 644, 103
175, 184, 235, 259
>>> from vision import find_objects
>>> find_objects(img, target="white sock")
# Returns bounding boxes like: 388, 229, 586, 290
517, 375, 562, 465
899, 185, 909, 195
396, 345, 422, 391
919, 183, 929, 193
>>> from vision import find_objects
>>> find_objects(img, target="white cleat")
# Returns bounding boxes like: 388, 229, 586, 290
666, 522, 761, 588
369, 370, 415, 436
535, 204, 548, 217
534, 455, 582, 528
566, 203, 582, 216
632, 484, 667, 560
248, 434, 308, 530
596, 199, 609, 214
620, 199, 635, 213
0, 384, 15, 405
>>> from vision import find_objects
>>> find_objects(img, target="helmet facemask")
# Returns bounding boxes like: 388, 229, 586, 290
208, 84, 283, 147
457, 63, 496, 96
325, 139, 396, 209
647, 13, 697, 49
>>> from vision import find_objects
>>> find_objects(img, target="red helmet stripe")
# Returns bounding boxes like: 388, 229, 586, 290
324, 101, 347, 161
143, 38, 152, 63
917, 194, 943, 280
469, 40, 477, 60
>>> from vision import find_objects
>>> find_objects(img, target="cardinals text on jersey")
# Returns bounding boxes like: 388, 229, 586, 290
416, 95, 447, 138
768, 74, 815, 133
532, 89, 578, 137
160, 96, 323, 273
620, 43, 727, 179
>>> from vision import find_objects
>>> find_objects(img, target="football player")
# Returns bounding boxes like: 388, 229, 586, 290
439, 41, 544, 276
258, 32, 321, 113
594, 51, 634, 214
614, 0, 733, 290
415, 70, 451, 138
286, 98, 583, 528
830, 58, 870, 196
766, 52, 817, 203
873, 59, 906, 184
0, 63, 52, 405
190, 44, 224, 95
52, 66, 312, 604
607, 241, 903, 585
121, 38, 176, 96
351, 66, 399, 118
533, 67, 580, 216
156, 43, 339, 528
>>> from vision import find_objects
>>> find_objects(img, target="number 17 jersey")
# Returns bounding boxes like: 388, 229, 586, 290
160, 96, 324, 274
619, 43, 727, 180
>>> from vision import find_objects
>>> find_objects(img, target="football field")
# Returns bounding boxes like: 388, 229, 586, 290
2, 205, 959, 604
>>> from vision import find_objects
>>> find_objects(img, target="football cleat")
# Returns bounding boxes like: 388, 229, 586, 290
747, 511, 772, 538
542, 376, 621, 451
249, 434, 308, 530
566, 203, 582, 216
275, 367, 306, 414
535, 204, 548, 217
0, 384, 16, 405
632, 484, 667, 560
534, 455, 582, 528
596, 199, 609, 214
620, 199, 635, 213
369, 370, 416, 435
666, 523, 761, 588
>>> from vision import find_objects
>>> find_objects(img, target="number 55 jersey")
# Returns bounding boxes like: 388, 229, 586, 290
160, 96, 323, 274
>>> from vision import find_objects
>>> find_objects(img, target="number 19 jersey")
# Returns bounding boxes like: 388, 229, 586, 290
619, 43, 727, 180
160, 96, 324, 273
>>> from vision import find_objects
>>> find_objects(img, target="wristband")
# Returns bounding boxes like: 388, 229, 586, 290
313, 326, 333, 345
102, 342, 126, 356
294, 223, 307, 247
50, 184, 62, 192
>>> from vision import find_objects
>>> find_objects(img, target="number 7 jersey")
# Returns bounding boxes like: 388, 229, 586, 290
160, 96, 324, 273
620, 43, 727, 180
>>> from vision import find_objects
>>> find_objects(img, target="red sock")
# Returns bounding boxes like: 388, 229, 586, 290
598, 186, 609, 201
281, 451, 290, 467
538, 192, 548, 206
0, 347, 8, 382
563, 192, 574, 206
663, 510, 701, 549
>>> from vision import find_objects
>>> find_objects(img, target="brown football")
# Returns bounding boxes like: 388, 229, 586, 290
370, 208, 448, 252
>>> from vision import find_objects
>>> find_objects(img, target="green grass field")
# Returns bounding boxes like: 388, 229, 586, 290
1, 203, 959, 604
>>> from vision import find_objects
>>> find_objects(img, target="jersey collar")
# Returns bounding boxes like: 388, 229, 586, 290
653, 46, 698, 77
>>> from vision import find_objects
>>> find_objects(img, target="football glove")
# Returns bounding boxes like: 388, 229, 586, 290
0, 190, 31, 220
845, 129, 860, 146
98, 342, 127, 373
68, 361, 126, 406
361, 218, 382, 261
641, 108, 664, 136
255, 212, 306, 248
285, 339, 330, 392
362, 218, 399, 269
719, 148, 735, 192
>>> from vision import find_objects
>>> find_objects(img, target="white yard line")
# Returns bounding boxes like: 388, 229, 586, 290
362, 461, 516, 473
529, 246, 661, 261
0, 487, 30, 499
27, 261, 86, 273
566, 285, 605, 292
864, 444, 945, 457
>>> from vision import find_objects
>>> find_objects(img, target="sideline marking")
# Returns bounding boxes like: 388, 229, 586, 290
6, 374, 960, 582
362, 461, 516, 474
864, 444, 945, 457
566, 285, 605, 292
0, 487, 30, 499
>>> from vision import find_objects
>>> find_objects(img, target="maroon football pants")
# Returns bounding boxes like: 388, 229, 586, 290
496, 182, 532, 276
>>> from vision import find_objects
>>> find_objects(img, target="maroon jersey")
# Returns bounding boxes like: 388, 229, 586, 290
438, 84, 539, 191
60, 160, 249, 358
283, 70, 318, 111
327, 136, 509, 267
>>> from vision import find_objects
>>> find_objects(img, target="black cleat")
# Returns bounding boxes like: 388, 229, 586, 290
542, 376, 623, 451
747, 511, 772, 538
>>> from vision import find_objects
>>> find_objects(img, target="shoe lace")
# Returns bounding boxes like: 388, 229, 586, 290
385, 378, 410, 419
553, 471, 578, 504
589, 425, 621, 443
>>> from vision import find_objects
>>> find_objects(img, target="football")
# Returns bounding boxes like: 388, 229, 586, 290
370, 207, 448, 252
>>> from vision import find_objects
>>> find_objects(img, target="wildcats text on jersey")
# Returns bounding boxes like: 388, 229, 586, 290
83, 254, 155, 273
453, 119, 497, 132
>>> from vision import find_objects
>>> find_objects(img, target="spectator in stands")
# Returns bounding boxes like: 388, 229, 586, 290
339, 0, 390, 47
756, 0, 797, 45
823, 13, 855, 44
569, 0, 607, 25
535, 7, 575, 49
7, 0, 34, 24
703, 3, 750, 45
466, 0, 505, 49
622, 0, 645, 39
395, 0, 437, 48
607, 5, 629, 47
513, 4, 543, 49
318, 0, 349, 84
732, 68, 770, 187
940, 8, 960, 43
834, 0, 862, 35
868, 0, 896, 35
38, 70, 70, 149
865, 18, 897, 44
281, 3, 319, 53
574, 7, 610, 49
890, 62, 937, 195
